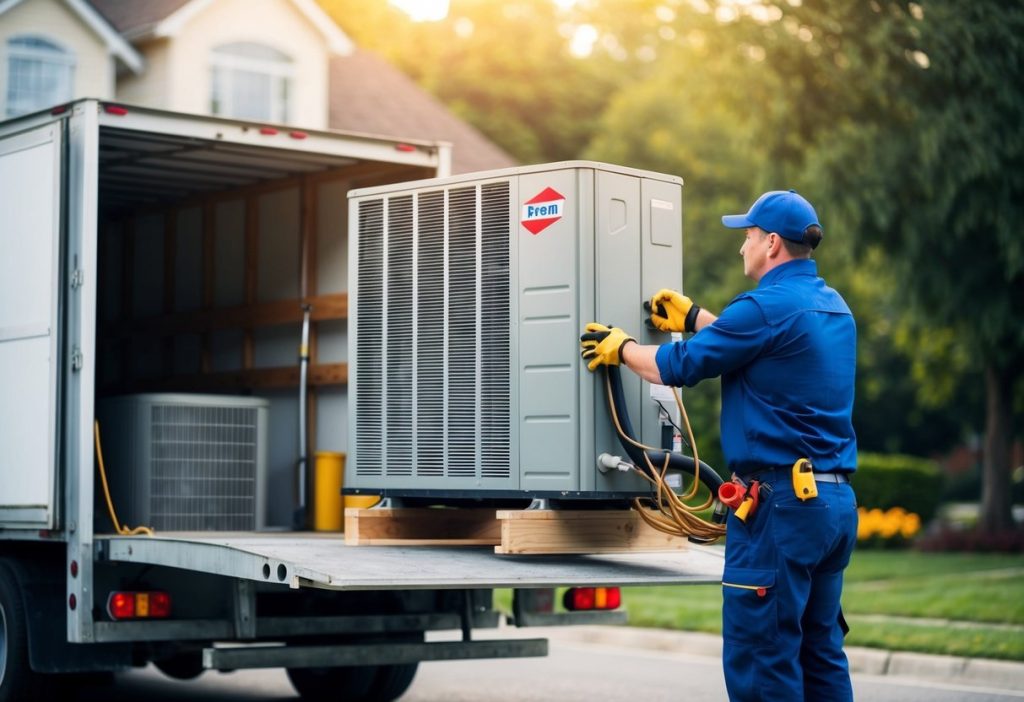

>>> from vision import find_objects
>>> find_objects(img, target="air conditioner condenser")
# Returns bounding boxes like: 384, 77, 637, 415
347, 161, 685, 503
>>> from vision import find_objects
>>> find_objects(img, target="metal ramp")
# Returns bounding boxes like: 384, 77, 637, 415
95, 532, 724, 591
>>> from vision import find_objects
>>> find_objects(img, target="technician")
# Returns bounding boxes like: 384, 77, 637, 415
580, 190, 859, 701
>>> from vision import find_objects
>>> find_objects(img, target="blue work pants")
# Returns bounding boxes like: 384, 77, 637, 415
721, 476, 858, 701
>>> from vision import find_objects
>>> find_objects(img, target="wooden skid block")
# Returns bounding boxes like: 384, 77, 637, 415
344, 508, 501, 546
494, 510, 687, 555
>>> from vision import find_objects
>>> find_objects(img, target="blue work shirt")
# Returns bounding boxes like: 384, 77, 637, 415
655, 259, 857, 475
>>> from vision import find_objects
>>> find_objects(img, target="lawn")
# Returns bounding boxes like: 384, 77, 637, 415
619, 550, 1024, 661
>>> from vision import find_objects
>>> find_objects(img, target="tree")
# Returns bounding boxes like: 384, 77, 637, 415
581, 0, 1010, 484
731, 0, 1024, 530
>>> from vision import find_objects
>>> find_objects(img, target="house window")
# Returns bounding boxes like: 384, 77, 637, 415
210, 43, 292, 122
5, 35, 75, 118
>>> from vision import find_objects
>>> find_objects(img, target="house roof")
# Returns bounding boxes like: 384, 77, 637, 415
0, 0, 143, 72
86, 0, 191, 37
88, 0, 353, 54
328, 50, 517, 175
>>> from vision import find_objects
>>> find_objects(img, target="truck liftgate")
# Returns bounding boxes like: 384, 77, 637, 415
95, 532, 725, 591
90, 533, 723, 674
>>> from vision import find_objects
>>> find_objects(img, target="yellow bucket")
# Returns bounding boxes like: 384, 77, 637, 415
313, 451, 377, 531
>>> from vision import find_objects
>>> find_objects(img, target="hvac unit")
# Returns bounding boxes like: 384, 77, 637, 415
347, 161, 684, 501
96, 394, 269, 531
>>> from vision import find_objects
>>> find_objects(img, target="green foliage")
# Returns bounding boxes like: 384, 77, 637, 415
845, 248, 982, 455
319, 0, 1023, 500
401, 1, 629, 164
854, 452, 943, 523
624, 551, 1024, 660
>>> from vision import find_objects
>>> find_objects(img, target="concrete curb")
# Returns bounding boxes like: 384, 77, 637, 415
536, 626, 1024, 691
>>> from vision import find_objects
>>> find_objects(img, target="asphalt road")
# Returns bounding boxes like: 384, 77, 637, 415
76, 638, 1024, 702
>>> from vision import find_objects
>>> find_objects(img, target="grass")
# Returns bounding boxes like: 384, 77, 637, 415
498, 551, 1024, 661
619, 550, 1024, 661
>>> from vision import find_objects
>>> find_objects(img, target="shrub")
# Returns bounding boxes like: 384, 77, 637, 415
853, 452, 943, 524
916, 527, 1024, 553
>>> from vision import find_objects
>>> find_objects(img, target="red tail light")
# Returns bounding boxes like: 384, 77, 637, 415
107, 591, 171, 620
150, 591, 172, 617
564, 586, 621, 611
108, 592, 135, 619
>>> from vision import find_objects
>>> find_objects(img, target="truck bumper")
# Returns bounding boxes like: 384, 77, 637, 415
202, 638, 548, 670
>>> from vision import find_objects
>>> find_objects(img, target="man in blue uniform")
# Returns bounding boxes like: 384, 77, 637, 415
580, 190, 858, 701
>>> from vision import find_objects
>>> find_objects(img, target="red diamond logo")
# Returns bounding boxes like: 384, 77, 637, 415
521, 187, 565, 235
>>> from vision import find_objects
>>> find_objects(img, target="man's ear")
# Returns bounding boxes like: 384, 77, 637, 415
767, 232, 782, 257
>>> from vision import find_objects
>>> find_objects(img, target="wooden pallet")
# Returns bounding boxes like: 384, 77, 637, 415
344, 507, 687, 554
343, 508, 501, 546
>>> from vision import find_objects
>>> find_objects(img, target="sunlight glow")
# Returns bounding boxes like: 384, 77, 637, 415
569, 24, 599, 57
390, 0, 450, 22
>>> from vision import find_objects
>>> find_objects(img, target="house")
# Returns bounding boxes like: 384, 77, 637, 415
0, 0, 515, 173
0, 0, 142, 115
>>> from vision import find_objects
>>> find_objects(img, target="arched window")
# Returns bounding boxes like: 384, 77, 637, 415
210, 42, 292, 122
5, 35, 75, 118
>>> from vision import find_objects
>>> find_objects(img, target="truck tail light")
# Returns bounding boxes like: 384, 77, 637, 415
563, 586, 621, 611
107, 591, 171, 620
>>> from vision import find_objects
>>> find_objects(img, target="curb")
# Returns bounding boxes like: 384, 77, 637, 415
535, 626, 1024, 691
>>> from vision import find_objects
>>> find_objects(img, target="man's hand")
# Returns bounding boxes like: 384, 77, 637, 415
580, 323, 635, 371
647, 289, 699, 333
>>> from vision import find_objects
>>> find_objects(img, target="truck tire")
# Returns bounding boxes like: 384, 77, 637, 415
370, 661, 419, 701
287, 662, 419, 702
0, 562, 55, 702
286, 631, 422, 702
286, 664, 377, 701
154, 651, 204, 680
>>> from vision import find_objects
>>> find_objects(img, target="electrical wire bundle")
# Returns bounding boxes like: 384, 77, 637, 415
602, 367, 727, 543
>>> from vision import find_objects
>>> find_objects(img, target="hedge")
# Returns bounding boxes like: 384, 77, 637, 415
852, 452, 944, 524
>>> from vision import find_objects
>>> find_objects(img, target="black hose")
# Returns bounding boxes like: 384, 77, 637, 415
605, 365, 727, 542
606, 365, 724, 491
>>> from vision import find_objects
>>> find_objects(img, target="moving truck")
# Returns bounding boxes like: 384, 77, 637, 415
0, 99, 722, 701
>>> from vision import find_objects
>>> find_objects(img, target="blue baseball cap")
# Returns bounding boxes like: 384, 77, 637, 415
721, 190, 822, 243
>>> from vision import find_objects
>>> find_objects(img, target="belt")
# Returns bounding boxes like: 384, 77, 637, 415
738, 467, 852, 484
812, 472, 850, 484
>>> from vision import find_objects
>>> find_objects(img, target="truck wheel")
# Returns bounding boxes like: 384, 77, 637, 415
370, 661, 418, 701
286, 662, 419, 702
286, 631, 422, 702
286, 665, 378, 701
154, 651, 204, 680
0, 563, 54, 702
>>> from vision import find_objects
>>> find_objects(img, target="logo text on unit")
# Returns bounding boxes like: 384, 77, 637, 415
521, 187, 566, 235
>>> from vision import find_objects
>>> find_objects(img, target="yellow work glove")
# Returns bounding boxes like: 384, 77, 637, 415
580, 323, 635, 371
646, 289, 698, 333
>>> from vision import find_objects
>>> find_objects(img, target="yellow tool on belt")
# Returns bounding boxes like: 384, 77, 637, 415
792, 458, 818, 501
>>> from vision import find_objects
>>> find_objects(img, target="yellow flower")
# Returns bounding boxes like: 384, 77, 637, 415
900, 512, 921, 539
856, 507, 873, 540
879, 508, 904, 538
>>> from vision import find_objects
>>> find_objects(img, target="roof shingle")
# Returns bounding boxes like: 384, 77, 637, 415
88, 0, 192, 35
329, 50, 517, 175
